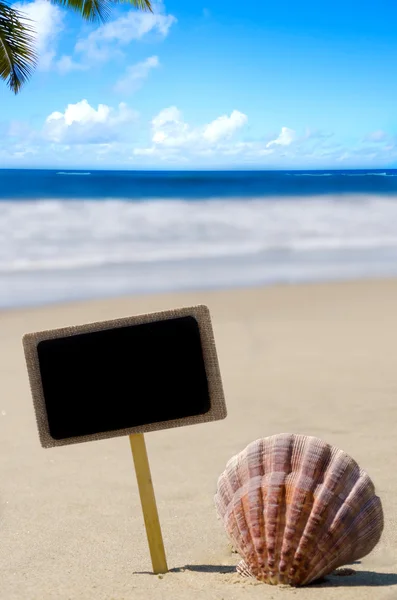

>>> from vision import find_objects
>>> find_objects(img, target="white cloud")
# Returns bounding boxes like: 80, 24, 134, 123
257, 148, 274, 156
56, 55, 85, 75
5, 97, 394, 168
152, 106, 182, 129
266, 126, 296, 148
44, 99, 138, 143
114, 55, 160, 94
202, 110, 248, 143
135, 106, 248, 154
7, 120, 33, 139
13, 0, 63, 70
364, 130, 388, 143
74, 3, 176, 65
19, 0, 176, 74
303, 128, 333, 140
150, 106, 192, 147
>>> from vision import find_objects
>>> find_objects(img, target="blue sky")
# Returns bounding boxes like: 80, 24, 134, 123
1, 0, 396, 169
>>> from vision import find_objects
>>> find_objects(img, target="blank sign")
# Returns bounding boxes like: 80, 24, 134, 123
23, 305, 226, 447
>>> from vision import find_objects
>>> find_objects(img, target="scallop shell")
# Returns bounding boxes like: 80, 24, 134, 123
214, 433, 384, 586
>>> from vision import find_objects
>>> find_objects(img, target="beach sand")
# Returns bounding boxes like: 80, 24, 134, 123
1, 279, 396, 599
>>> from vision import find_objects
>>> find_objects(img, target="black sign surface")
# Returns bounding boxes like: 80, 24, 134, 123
23, 305, 226, 447
38, 316, 209, 440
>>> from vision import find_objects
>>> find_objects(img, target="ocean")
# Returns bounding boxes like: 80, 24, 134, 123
1, 168, 397, 309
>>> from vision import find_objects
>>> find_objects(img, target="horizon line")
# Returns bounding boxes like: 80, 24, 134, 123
0, 166, 396, 172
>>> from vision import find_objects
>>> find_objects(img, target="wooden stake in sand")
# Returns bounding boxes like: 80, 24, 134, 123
22, 305, 226, 574
129, 433, 168, 574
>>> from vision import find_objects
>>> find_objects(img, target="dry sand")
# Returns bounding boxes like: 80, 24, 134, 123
1, 278, 396, 599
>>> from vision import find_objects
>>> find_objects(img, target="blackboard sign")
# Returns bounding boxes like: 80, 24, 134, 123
23, 305, 226, 448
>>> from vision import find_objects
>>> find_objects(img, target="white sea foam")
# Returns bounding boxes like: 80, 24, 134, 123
1, 194, 397, 307
1, 195, 397, 273
343, 172, 397, 177
291, 173, 333, 176
56, 172, 91, 176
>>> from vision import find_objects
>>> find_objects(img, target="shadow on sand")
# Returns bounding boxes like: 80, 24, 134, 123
313, 570, 397, 588
134, 563, 397, 587
170, 565, 236, 574
133, 564, 236, 575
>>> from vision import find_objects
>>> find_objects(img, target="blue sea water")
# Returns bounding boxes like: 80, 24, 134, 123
1, 168, 397, 200
1, 168, 397, 309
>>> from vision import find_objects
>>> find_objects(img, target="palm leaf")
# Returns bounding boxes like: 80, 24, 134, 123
1, 0, 151, 94
0, 0, 37, 93
51, 0, 152, 22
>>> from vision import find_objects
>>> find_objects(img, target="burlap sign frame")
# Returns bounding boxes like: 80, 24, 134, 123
22, 304, 226, 448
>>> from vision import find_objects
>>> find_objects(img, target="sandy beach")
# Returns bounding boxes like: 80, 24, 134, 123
1, 278, 396, 600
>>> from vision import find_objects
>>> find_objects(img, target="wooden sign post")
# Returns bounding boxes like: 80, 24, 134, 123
129, 433, 168, 574
22, 305, 226, 573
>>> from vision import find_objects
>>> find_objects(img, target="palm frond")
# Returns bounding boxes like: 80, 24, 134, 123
119, 0, 152, 11
0, 0, 37, 93
51, 0, 152, 22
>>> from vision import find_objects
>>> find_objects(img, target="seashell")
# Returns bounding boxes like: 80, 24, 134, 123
214, 433, 384, 586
